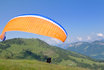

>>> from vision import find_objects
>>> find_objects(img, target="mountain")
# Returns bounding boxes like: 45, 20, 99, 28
0, 38, 87, 62
67, 40, 104, 60
0, 38, 104, 70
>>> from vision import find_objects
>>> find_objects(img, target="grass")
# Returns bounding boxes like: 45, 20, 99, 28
0, 59, 90, 70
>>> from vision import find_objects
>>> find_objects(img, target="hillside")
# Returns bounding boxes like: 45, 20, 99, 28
0, 38, 104, 70
0, 59, 89, 70
67, 40, 104, 60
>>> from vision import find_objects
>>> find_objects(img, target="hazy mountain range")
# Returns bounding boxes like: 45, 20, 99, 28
66, 40, 104, 60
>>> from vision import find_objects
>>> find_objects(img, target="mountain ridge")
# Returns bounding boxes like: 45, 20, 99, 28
67, 40, 104, 60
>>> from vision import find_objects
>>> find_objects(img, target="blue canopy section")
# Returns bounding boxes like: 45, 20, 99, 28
3, 36, 6, 41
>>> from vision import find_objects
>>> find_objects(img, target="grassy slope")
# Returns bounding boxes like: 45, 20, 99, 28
0, 59, 89, 70
0, 38, 104, 70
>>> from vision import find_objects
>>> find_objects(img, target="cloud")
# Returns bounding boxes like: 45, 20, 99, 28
87, 36, 91, 40
51, 38, 61, 44
77, 37, 82, 41
45, 33, 104, 44
44, 38, 62, 45
97, 33, 104, 37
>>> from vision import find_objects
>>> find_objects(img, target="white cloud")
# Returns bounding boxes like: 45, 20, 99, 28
44, 33, 104, 44
87, 36, 91, 40
77, 37, 82, 41
97, 33, 104, 37
51, 38, 61, 44
44, 38, 62, 45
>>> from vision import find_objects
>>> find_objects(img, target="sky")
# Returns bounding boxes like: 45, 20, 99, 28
0, 0, 104, 45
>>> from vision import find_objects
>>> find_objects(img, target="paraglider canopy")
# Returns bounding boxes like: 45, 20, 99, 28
0, 14, 67, 42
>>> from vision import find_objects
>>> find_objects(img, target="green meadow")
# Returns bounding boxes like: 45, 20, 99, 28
0, 59, 89, 70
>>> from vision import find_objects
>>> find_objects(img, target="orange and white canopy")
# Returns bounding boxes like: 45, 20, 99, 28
0, 14, 67, 42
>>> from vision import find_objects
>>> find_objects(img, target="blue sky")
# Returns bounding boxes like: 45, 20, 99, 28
0, 0, 104, 45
